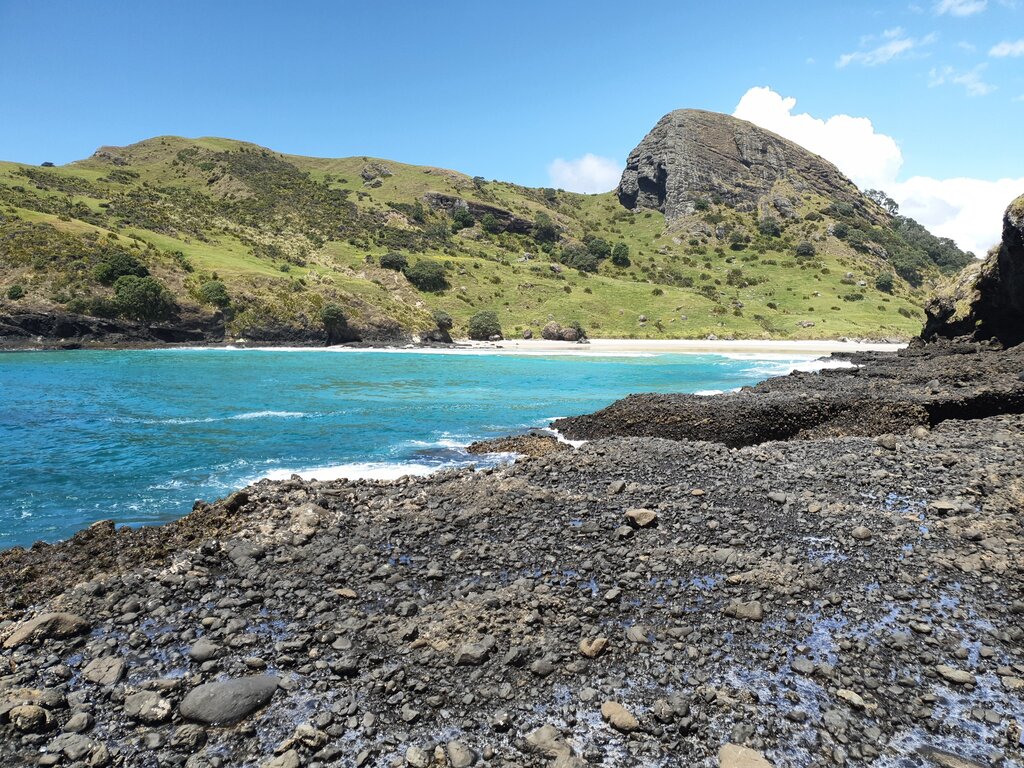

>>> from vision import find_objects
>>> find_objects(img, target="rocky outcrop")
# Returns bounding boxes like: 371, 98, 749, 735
466, 432, 568, 458
617, 109, 881, 223
554, 341, 1024, 447
422, 192, 533, 234
923, 194, 1024, 346
0, 311, 224, 349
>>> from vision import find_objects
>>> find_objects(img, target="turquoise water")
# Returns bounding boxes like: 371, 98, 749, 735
0, 348, 826, 548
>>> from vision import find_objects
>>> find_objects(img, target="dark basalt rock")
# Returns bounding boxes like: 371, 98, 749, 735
422, 192, 533, 234
617, 109, 883, 224
0, 310, 225, 349
923, 194, 1024, 346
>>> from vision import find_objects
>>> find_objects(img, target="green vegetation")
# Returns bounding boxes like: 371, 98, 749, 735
432, 309, 453, 331
404, 260, 448, 292
7, 284, 24, 300
320, 303, 348, 344
198, 279, 230, 308
113, 276, 175, 320
0, 136, 975, 340
467, 310, 502, 340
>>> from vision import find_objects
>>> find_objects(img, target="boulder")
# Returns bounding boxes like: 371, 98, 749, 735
923, 194, 1024, 346
3, 613, 89, 648
719, 743, 774, 767
179, 675, 280, 725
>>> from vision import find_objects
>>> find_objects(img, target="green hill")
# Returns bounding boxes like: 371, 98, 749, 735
0, 126, 972, 343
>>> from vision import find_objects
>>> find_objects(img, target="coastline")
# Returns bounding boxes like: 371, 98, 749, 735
7, 337, 906, 357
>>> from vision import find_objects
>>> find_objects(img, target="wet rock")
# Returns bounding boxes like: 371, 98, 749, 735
188, 638, 222, 663
2, 612, 89, 648
179, 675, 280, 725
168, 724, 207, 752
62, 712, 93, 733
918, 746, 990, 768
82, 657, 125, 686
123, 691, 172, 724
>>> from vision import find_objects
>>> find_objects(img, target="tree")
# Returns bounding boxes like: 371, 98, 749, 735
467, 310, 502, 340
379, 252, 408, 271
432, 310, 453, 330
198, 280, 230, 308
611, 242, 631, 267
533, 212, 558, 243
93, 253, 149, 285
584, 236, 611, 259
320, 303, 348, 344
560, 243, 599, 273
404, 260, 449, 292
866, 189, 899, 216
113, 276, 175, 321
874, 273, 895, 293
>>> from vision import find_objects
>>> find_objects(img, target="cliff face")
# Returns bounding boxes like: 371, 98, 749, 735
923, 194, 1024, 346
617, 109, 879, 222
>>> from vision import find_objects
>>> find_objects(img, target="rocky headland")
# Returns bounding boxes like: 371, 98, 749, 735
0, 199, 1022, 767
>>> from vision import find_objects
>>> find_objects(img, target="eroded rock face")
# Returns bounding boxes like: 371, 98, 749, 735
617, 109, 876, 223
923, 194, 1024, 346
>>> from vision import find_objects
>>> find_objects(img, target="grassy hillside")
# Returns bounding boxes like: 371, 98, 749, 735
0, 136, 972, 341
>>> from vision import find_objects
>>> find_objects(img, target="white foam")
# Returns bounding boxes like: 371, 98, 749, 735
263, 461, 449, 482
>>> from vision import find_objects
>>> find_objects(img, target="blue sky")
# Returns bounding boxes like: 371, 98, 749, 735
1, 0, 1022, 253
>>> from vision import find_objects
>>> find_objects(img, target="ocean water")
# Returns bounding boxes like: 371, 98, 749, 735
0, 348, 838, 548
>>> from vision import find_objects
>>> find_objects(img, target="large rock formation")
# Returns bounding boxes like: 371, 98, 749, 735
922, 194, 1024, 346
617, 109, 879, 222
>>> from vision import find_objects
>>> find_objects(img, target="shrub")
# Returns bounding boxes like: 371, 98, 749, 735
467, 310, 502, 340
795, 241, 816, 258
379, 252, 408, 271
451, 207, 474, 231
6, 284, 25, 300
874, 273, 895, 293
480, 213, 503, 234
560, 244, 599, 273
432, 309, 453, 330
533, 212, 558, 243
93, 252, 149, 285
404, 261, 448, 292
113, 276, 175, 320
611, 242, 631, 267
320, 303, 348, 344
198, 280, 230, 308
841, 292, 866, 302
585, 236, 611, 259
758, 217, 781, 237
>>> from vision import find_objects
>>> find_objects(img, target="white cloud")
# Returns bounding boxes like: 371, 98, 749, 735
837, 28, 936, 67
732, 86, 1023, 256
929, 64, 997, 95
990, 38, 1024, 56
547, 153, 622, 194
732, 86, 903, 190
935, 0, 988, 15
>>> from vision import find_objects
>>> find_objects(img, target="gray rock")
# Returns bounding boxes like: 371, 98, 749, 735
3, 612, 89, 648
188, 638, 222, 663
179, 675, 280, 725
123, 691, 172, 724
82, 657, 125, 686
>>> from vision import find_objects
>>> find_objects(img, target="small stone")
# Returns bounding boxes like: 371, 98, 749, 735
263, 751, 300, 768
455, 637, 494, 666
447, 740, 476, 767
876, 435, 897, 450
124, 691, 172, 724
188, 638, 222, 663
837, 689, 868, 710
725, 600, 764, 622
719, 743, 774, 767
83, 657, 125, 686
601, 701, 639, 732
525, 724, 570, 757
579, 637, 608, 658
625, 508, 658, 528
852, 526, 873, 541
607, 480, 626, 495
625, 625, 651, 644
169, 724, 207, 752
62, 712, 93, 734
936, 665, 976, 686
768, 492, 788, 504
405, 746, 430, 767
9, 704, 51, 732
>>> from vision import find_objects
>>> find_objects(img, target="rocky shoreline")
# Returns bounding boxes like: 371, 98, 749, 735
1, 337, 1023, 767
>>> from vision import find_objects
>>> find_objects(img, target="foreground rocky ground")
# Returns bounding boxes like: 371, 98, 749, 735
1, 341, 1023, 767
